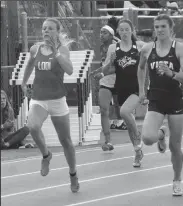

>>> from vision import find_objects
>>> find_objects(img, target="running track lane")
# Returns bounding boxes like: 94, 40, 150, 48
1, 142, 183, 206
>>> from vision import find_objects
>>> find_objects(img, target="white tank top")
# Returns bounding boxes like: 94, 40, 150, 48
99, 74, 116, 88
99, 65, 116, 88
99, 39, 119, 88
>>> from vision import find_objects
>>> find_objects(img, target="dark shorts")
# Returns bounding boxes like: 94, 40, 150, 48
117, 91, 139, 106
100, 85, 117, 95
148, 99, 183, 115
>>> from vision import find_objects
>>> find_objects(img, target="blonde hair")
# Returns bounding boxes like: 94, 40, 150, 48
43, 18, 74, 48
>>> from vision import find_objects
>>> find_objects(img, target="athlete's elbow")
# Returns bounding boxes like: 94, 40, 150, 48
67, 67, 73, 75
67, 70, 73, 75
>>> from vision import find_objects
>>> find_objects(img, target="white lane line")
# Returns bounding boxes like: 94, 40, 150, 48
1, 144, 131, 165
1, 164, 171, 198
1, 150, 165, 179
63, 181, 183, 206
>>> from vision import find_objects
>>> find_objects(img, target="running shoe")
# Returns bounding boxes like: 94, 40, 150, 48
115, 121, 128, 130
134, 132, 143, 152
172, 181, 183, 196
102, 142, 114, 151
110, 120, 117, 129
133, 149, 144, 168
41, 151, 52, 176
70, 173, 80, 193
157, 126, 167, 153
110, 123, 116, 129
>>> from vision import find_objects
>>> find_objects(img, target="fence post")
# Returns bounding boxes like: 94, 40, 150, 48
132, 10, 139, 30
123, 10, 129, 19
128, 8, 134, 24
126, 9, 139, 31
20, 12, 28, 52
70, 19, 80, 50
7, 1, 19, 65
92, 1, 101, 61
47, 1, 53, 17
1, 6, 8, 66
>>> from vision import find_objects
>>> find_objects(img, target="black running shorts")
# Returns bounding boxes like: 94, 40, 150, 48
100, 85, 117, 95
148, 98, 183, 115
117, 92, 139, 106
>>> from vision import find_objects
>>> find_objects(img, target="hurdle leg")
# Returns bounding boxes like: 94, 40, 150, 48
77, 78, 83, 145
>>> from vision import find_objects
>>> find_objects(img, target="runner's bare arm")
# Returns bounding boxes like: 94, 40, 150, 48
174, 42, 183, 83
137, 43, 152, 94
102, 44, 116, 75
136, 40, 146, 52
104, 65, 116, 75
56, 45, 73, 75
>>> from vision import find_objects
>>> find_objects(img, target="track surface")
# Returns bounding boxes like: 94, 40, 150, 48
1, 137, 183, 206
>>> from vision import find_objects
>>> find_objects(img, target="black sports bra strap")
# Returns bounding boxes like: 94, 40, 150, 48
170, 40, 177, 56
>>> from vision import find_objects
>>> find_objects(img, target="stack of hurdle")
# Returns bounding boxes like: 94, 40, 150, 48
9, 50, 98, 146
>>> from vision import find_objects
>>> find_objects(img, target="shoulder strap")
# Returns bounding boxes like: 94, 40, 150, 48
152, 41, 156, 49
33, 43, 42, 58
171, 40, 176, 49
170, 40, 177, 57
115, 42, 120, 51
132, 41, 137, 49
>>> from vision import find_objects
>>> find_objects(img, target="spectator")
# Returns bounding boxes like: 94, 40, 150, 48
1, 90, 30, 149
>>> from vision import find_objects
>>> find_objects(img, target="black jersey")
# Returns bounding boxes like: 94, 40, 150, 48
114, 41, 140, 94
147, 40, 182, 103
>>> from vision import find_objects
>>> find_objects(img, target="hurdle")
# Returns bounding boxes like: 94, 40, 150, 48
9, 50, 94, 145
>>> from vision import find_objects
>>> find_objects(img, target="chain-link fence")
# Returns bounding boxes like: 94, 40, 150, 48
1, 3, 8, 66
1, 2, 16, 103
2, 2, 183, 107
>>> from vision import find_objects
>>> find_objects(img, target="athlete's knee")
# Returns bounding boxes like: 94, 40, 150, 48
142, 137, 154, 145
60, 137, 73, 149
169, 139, 182, 154
27, 121, 41, 133
100, 107, 109, 117
142, 133, 155, 146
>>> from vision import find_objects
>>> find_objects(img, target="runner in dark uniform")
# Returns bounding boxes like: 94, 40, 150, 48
103, 19, 145, 167
138, 14, 183, 196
